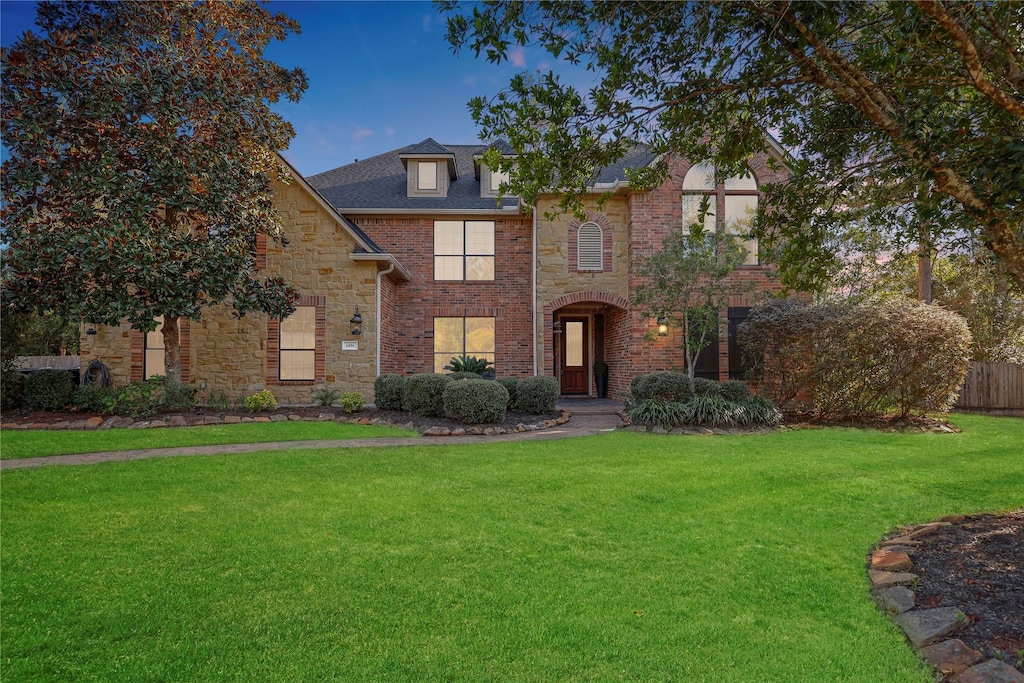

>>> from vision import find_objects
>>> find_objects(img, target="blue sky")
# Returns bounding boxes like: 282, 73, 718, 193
1, 1, 593, 176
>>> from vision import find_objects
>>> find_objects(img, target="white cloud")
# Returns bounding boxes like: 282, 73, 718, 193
352, 127, 375, 141
509, 46, 526, 67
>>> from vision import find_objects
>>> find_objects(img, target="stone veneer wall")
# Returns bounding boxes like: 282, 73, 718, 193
79, 176, 387, 405
346, 215, 534, 377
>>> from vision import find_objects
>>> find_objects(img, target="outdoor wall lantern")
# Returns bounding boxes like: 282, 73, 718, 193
350, 308, 363, 336
657, 317, 669, 337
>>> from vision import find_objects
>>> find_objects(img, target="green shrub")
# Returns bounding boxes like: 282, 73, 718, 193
245, 389, 277, 413
403, 373, 453, 417
339, 391, 364, 413
313, 387, 341, 407
23, 369, 75, 411
447, 371, 482, 381
515, 376, 559, 415
627, 399, 687, 429
445, 354, 495, 379
373, 374, 407, 411
206, 390, 231, 410
496, 377, 519, 410
631, 371, 693, 402
73, 383, 115, 412
108, 380, 161, 418
443, 379, 508, 424
719, 380, 749, 402
691, 377, 722, 397
162, 382, 196, 412
1, 371, 26, 410
740, 298, 972, 418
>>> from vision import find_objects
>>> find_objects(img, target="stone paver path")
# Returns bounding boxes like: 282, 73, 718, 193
0, 405, 624, 471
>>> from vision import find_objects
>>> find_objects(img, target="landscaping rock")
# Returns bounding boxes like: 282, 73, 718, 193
204, 416, 223, 425
101, 417, 119, 429
875, 586, 915, 614
270, 414, 287, 422
958, 659, 1024, 683
318, 413, 333, 421
869, 570, 918, 587
450, 427, 466, 436
872, 549, 914, 572
223, 416, 241, 424
85, 416, 104, 429
169, 415, 187, 427
10, 423, 30, 430
149, 420, 168, 429
127, 421, 150, 430
423, 427, 449, 436
466, 427, 483, 435
880, 536, 923, 548
48, 421, 70, 430
254, 416, 271, 423
241, 417, 255, 423
894, 607, 963, 647
288, 414, 302, 421
68, 420, 88, 430
919, 639, 982, 676
113, 417, 135, 428
906, 522, 952, 540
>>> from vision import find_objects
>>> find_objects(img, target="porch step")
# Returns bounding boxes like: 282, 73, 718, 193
556, 399, 625, 416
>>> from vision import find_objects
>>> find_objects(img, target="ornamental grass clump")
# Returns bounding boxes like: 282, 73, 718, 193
626, 372, 780, 429
442, 379, 508, 424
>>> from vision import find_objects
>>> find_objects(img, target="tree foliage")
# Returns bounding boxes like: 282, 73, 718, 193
633, 229, 749, 378
1, 1, 308, 383
443, 1, 1024, 289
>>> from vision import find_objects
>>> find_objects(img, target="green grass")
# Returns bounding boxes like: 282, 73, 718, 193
2, 414, 1022, 681
0, 421, 416, 459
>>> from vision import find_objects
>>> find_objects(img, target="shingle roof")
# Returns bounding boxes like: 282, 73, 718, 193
307, 140, 660, 211
308, 141, 520, 211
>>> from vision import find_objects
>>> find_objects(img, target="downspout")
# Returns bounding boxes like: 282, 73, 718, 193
532, 205, 538, 376
375, 261, 396, 378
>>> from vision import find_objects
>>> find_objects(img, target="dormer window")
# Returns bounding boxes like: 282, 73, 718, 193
400, 139, 457, 198
417, 161, 438, 191
481, 163, 510, 198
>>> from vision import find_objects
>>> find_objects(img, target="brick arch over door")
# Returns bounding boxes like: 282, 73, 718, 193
542, 291, 630, 380
543, 291, 630, 315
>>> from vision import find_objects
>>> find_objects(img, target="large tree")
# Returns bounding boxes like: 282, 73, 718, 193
443, 1, 1024, 289
1, 1, 308, 383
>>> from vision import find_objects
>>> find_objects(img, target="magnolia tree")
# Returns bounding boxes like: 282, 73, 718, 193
633, 229, 749, 378
443, 1, 1024, 289
1, 1, 308, 384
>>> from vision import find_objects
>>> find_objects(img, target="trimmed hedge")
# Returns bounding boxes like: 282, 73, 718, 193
447, 371, 482, 381
443, 379, 509, 424
1, 371, 26, 410
630, 371, 693, 402
23, 369, 75, 411
403, 373, 453, 417
496, 377, 519, 410
515, 376, 559, 415
719, 380, 750, 402
691, 377, 721, 397
374, 374, 407, 411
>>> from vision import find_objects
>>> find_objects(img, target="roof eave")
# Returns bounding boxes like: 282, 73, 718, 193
348, 252, 412, 281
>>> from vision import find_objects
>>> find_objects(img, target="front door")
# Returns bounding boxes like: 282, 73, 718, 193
559, 317, 589, 395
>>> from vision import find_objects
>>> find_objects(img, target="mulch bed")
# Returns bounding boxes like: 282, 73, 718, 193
912, 510, 1024, 669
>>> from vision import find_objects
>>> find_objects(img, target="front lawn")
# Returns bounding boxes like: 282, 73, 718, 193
0, 420, 416, 459
2, 414, 1022, 681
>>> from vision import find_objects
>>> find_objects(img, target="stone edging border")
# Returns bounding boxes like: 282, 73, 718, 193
0, 410, 573, 438
869, 518, 1024, 683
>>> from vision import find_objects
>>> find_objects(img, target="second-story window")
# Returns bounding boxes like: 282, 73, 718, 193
434, 220, 495, 281
682, 161, 760, 265
417, 161, 438, 191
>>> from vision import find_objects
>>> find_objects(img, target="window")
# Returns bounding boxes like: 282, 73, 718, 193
681, 161, 759, 265
434, 220, 495, 281
482, 163, 510, 198
144, 316, 168, 380
576, 222, 604, 270
433, 317, 495, 373
279, 306, 315, 380
417, 161, 438, 191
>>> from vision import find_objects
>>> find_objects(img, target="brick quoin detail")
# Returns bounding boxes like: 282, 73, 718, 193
266, 294, 327, 386
129, 320, 191, 383
567, 211, 614, 274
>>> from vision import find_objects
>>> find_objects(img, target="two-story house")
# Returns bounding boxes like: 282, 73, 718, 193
79, 138, 789, 403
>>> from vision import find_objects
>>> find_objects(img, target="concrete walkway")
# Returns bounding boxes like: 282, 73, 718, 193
0, 401, 625, 470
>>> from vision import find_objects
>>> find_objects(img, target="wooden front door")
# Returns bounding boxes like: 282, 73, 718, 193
559, 317, 589, 395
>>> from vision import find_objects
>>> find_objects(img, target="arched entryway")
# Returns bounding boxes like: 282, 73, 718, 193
543, 292, 630, 398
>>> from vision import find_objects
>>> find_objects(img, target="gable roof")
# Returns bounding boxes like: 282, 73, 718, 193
308, 141, 521, 213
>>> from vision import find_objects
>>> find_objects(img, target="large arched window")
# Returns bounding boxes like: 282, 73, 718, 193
576, 222, 604, 270
681, 162, 760, 265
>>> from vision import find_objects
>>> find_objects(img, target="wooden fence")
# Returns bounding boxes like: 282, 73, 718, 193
955, 362, 1024, 411
12, 355, 81, 371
